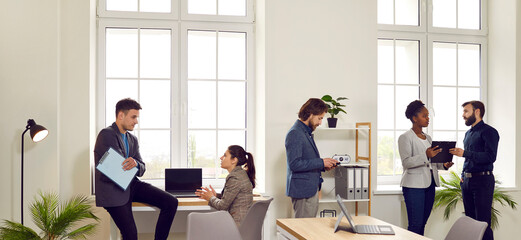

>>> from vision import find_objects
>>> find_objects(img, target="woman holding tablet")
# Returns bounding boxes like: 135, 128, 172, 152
195, 145, 256, 226
398, 100, 454, 235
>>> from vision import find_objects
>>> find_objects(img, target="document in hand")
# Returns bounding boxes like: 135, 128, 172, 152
430, 141, 457, 163
96, 147, 138, 191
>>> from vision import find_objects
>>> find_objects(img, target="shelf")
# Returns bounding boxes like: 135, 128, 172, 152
320, 160, 370, 167
338, 163, 370, 167
319, 199, 370, 203
315, 126, 370, 131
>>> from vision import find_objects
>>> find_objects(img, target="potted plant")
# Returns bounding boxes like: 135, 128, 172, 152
321, 95, 348, 128
0, 191, 99, 239
433, 171, 517, 230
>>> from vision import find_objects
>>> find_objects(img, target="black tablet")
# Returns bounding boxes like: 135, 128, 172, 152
430, 141, 457, 163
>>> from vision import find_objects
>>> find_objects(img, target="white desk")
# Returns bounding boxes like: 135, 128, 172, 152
110, 196, 269, 240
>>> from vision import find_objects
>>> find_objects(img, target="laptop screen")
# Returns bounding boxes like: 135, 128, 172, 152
165, 168, 202, 192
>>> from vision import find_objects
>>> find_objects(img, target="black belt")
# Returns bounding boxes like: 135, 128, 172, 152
464, 171, 492, 178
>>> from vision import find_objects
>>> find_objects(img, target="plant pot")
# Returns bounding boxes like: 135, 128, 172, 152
327, 118, 338, 128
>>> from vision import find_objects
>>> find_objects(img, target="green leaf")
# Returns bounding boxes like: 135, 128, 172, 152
0, 220, 41, 240
1, 192, 99, 240
336, 97, 348, 101
435, 171, 517, 230
321, 95, 332, 102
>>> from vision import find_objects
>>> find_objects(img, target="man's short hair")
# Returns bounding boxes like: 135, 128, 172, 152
115, 98, 142, 117
462, 100, 485, 118
298, 98, 328, 121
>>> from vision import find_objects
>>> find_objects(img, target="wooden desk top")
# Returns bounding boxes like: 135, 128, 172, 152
277, 216, 431, 240
132, 195, 269, 207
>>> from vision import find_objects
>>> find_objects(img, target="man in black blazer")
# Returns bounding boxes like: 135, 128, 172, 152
94, 98, 178, 240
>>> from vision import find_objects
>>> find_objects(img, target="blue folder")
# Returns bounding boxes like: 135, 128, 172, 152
96, 147, 137, 191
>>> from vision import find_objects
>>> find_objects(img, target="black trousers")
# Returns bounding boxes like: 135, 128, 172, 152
461, 174, 494, 240
105, 181, 178, 240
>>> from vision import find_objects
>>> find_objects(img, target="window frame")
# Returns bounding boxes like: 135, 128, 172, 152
179, 22, 255, 181
96, 0, 255, 189
376, 0, 487, 186
98, 0, 179, 20
377, 31, 427, 184
180, 0, 254, 23
427, 0, 488, 36
377, 0, 427, 33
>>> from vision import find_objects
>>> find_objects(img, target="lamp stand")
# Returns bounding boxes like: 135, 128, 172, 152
21, 126, 30, 225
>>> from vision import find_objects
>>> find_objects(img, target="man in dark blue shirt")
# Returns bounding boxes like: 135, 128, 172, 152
450, 100, 499, 240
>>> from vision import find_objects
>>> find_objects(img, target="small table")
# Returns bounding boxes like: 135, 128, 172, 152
277, 216, 432, 240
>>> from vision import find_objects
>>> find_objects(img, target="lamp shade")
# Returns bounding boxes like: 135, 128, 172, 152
27, 119, 48, 142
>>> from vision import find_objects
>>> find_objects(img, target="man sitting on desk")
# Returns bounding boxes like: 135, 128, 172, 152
285, 98, 339, 218
94, 98, 178, 240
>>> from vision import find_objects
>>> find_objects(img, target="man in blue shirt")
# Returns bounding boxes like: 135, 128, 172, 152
94, 98, 178, 240
450, 100, 499, 240
285, 98, 339, 218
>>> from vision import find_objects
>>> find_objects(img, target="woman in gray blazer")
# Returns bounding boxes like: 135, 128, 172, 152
196, 145, 256, 226
398, 100, 454, 236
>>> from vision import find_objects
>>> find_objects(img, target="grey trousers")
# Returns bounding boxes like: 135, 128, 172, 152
291, 191, 319, 218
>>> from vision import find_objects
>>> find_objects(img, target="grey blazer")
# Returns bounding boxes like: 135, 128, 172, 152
398, 129, 445, 188
209, 166, 253, 226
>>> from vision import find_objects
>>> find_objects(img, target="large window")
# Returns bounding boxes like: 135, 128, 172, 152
377, 0, 486, 186
97, 0, 254, 184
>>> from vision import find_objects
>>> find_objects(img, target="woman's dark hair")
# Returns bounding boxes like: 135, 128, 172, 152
228, 145, 256, 189
405, 100, 425, 123
298, 98, 328, 121
115, 98, 142, 117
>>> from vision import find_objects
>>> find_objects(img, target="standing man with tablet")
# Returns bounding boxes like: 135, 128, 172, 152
94, 98, 178, 240
285, 98, 339, 218
450, 100, 499, 240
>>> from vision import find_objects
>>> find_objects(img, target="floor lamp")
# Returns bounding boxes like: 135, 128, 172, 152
21, 119, 48, 225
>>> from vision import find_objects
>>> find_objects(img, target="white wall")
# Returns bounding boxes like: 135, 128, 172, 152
0, 0, 61, 227
0, 0, 111, 238
261, 0, 377, 238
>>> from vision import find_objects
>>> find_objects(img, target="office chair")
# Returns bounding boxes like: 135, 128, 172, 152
239, 197, 274, 240
187, 211, 242, 240
444, 215, 488, 240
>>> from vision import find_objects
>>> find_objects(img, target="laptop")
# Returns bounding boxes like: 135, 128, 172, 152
165, 168, 202, 198
431, 141, 457, 163
334, 194, 395, 235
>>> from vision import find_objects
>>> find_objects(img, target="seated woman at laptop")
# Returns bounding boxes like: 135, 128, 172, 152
398, 100, 454, 236
195, 145, 256, 226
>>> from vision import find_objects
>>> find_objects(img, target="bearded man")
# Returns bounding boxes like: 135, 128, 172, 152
285, 98, 339, 218
449, 100, 499, 240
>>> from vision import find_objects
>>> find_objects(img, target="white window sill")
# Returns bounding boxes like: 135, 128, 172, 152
374, 185, 521, 196
374, 185, 402, 195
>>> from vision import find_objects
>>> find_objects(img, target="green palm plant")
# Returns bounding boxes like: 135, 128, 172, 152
434, 171, 518, 230
0, 192, 99, 240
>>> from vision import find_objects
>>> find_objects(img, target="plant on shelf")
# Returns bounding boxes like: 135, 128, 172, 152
433, 171, 517, 230
321, 95, 348, 128
0, 191, 99, 240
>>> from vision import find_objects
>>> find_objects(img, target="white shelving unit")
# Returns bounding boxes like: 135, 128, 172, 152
314, 122, 372, 216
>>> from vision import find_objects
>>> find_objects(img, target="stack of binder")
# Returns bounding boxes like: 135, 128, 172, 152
335, 166, 369, 200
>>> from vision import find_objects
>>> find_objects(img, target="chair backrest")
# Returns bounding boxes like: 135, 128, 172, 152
444, 216, 488, 240
187, 211, 242, 240
238, 197, 274, 240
